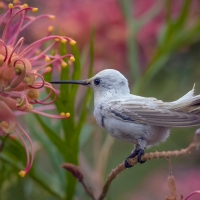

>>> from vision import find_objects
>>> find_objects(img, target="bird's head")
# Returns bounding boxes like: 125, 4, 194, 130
50, 69, 130, 96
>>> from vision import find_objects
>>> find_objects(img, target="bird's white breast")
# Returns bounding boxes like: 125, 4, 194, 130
94, 105, 170, 147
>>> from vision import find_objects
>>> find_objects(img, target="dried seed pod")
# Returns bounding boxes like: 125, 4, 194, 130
61, 163, 83, 182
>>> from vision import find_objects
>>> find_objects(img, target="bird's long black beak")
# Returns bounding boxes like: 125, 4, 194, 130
50, 80, 89, 85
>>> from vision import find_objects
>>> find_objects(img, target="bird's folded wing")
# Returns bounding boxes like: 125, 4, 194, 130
104, 100, 200, 127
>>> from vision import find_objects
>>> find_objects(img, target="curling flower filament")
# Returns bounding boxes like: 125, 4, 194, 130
0, 2, 74, 176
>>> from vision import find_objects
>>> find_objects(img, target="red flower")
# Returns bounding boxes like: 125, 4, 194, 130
0, 2, 74, 177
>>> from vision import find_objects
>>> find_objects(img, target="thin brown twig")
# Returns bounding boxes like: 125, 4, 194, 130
80, 180, 96, 200
97, 131, 200, 200
61, 163, 96, 200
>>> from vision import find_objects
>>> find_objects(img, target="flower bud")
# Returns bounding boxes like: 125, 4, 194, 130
27, 89, 40, 100
24, 74, 35, 86
16, 97, 26, 107
14, 63, 25, 75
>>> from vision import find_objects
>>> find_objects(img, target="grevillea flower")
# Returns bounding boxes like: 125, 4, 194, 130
0, 2, 75, 177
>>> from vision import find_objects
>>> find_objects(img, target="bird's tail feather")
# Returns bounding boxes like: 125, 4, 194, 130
171, 85, 200, 114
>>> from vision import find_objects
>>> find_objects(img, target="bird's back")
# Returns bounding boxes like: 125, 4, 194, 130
97, 86, 200, 128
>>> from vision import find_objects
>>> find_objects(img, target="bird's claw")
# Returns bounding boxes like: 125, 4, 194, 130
137, 149, 146, 163
124, 159, 133, 168
124, 149, 146, 168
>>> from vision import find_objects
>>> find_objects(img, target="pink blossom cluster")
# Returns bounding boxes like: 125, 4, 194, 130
0, 2, 75, 177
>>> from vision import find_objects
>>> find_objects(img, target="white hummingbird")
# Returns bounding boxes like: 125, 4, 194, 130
51, 69, 200, 167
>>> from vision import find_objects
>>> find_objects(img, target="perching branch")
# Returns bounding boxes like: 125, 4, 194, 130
61, 130, 200, 200
98, 129, 200, 200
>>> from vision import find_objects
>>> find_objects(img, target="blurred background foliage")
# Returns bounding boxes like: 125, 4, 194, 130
1, 0, 200, 199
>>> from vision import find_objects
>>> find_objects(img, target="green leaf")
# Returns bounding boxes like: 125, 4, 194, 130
77, 29, 94, 133
70, 44, 81, 102
27, 115, 65, 189
35, 115, 70, 159
175, 0, 191, 29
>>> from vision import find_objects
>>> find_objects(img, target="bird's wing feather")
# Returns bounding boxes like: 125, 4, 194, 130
104, 98, 200, 127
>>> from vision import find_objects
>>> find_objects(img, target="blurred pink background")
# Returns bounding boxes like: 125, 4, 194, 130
28, 0, 200, 74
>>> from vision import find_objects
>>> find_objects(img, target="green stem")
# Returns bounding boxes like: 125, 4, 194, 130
0, 134, 9, 152
117, 0, 140, 83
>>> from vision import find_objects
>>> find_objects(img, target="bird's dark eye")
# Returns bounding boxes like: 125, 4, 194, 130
94, 78, 101, 86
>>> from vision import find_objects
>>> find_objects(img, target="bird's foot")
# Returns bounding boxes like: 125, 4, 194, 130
124, 159, 133, 168
137, 149, 146, 164
124, 149, 146, 168
124, 150, 138, 168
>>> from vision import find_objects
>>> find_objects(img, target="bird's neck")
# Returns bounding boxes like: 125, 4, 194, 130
94, 89, 129, 107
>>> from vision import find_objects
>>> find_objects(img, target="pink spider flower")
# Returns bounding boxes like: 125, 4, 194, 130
0, 2, 75, 177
